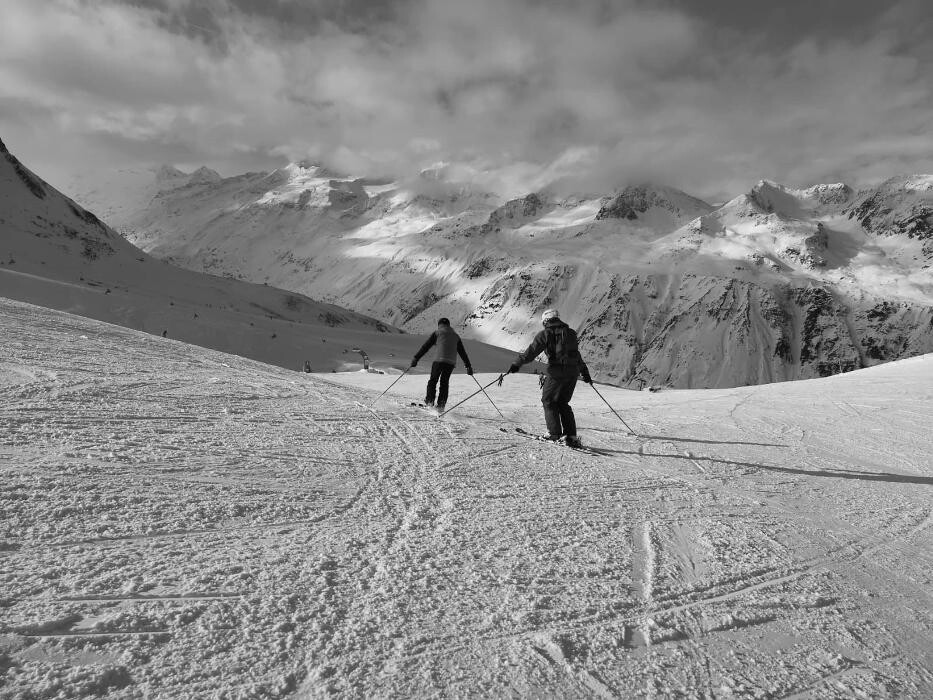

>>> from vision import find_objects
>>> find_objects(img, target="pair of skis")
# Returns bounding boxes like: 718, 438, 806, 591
501, 426, 610, 457
408, 399, 607, 456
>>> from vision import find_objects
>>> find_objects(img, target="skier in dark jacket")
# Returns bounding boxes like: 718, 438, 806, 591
411, 318, 473, 411
508, 309, 591, 447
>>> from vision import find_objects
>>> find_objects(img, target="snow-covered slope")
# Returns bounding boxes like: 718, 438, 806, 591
2, 297, 932, 697
78, 164, 933, 389
0, 138, 517, 373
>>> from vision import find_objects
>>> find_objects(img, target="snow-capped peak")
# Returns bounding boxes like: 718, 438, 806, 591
746, 180, 805, 218
798, 182, 854, 207
724, 180, 854, 220
596, 184, 712, 222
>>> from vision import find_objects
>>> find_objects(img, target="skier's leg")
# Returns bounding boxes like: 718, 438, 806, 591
425, 362, 442, 404
558, 376, 578, 436
437, 362, 455, 406
540, 375, 564, 437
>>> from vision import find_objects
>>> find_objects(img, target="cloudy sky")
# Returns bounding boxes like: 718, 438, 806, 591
2, 0, 931, 200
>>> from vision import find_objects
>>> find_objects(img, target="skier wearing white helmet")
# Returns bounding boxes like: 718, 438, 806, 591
507, 309, 592, 447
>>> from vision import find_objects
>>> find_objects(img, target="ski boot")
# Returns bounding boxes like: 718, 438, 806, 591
563, 435, 583, 449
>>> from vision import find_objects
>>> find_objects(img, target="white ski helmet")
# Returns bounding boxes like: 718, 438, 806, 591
541, 308, 559, 323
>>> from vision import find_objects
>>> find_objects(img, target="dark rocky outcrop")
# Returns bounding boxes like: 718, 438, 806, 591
846, 177, 933, 247
2, 141, 47, 200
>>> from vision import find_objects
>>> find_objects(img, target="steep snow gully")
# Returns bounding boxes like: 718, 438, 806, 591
1, 297, 932, 698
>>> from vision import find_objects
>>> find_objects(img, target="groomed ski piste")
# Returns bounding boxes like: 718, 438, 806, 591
1, 296, 932, 698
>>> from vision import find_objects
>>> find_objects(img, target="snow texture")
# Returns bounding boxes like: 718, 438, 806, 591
1, 297, 931, 698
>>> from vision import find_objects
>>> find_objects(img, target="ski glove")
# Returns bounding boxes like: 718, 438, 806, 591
581, 372, 593, 384
508, 363, 520, 374
410, 358, 418, 368
466, 366, 474, 375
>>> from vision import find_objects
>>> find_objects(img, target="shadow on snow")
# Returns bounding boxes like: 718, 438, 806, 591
636, 433, 790, 448
600, 448, 933, 486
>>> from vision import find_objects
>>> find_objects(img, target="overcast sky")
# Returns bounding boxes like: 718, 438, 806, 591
2, 0, 931, 200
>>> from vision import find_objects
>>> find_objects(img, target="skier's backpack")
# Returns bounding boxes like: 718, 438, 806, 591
547, 324, 581, 366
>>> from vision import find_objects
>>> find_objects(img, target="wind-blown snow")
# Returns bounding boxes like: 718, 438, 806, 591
2, 298, 931, 698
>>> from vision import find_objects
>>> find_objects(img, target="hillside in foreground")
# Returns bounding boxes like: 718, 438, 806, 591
2, 297, 931, 698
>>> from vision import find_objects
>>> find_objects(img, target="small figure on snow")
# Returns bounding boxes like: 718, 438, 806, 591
411, 318, 473, 411
507, 309, 592, 447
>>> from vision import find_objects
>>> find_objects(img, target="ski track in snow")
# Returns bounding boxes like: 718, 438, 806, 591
1, 297, 932, 698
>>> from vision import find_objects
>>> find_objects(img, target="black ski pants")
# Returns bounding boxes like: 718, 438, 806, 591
541, 366, 579, 437
426, 361, 455, 406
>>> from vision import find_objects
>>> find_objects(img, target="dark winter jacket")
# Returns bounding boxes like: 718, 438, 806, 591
514, 318, 590, 378
415, 326, 472, 368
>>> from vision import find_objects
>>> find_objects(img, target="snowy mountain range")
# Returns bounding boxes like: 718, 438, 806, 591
75, 161, 933, 388
0, 138, 517, 373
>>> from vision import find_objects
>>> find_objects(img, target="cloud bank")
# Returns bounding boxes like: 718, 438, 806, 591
1, 0, 931, 200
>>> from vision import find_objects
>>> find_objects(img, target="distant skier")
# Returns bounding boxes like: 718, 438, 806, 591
411, 318, 473, 411
507, 309, 592, 447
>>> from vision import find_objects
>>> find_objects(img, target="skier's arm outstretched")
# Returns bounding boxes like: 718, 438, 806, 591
411, 332, 437, 366
509, 330, 547, 372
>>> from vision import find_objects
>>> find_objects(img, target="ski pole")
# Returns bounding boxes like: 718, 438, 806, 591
438, 374, 504, 417
589, 383, 638, 436
472, 374, 507, 421
369, 367, 410, 408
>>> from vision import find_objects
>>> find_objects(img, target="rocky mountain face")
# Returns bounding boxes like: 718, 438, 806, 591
845, 175, 933, 260
595, 184, 714, 224
71, 163, 933, 389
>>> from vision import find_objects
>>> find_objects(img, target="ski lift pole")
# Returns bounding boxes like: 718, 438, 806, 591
438, 374, 504, 418
589, 383, 638, 436
369, 367, 410, 408
472, 374, 507, 421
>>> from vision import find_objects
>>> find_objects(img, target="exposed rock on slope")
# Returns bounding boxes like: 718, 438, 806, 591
596, 184, 713, 225
846, 175, 933, 259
